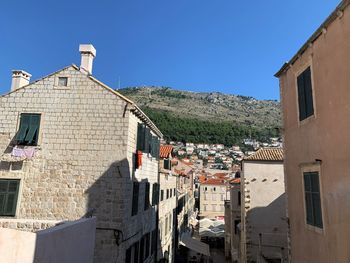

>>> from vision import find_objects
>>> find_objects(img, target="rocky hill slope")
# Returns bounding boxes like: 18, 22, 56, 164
118, 87, 281, 145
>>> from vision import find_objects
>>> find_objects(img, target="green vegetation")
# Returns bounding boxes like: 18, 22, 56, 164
142, 107, 280, 146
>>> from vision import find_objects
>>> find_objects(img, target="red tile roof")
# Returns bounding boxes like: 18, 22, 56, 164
160, 145, 173, 159
230, 178, 241, 184
244, 148, 284, 162
213, 173, 230, 178
201, 178, 226, 185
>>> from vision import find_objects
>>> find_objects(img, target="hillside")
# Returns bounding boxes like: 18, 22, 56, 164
118, 87, 282, 145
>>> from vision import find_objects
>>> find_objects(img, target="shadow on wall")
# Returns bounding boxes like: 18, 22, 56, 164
83, 158, 158, 262
246, 193, 288, 263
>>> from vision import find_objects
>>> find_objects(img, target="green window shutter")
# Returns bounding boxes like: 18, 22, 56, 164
16, 114, 31, 142
152, 183, 159, 205
137, 124, 145, 151
24, 114, 40, 145
297, 73, 306, 121
132, 182, 139, 216
144, 182, 150, 210
144, 128, 150, 153
0, 179, 20, 216
303, 172, 323, 228
303, 67, 314, 118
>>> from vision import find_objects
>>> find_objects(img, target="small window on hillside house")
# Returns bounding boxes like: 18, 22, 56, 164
164, 159, 171, 170
304, 172, 323, 228
0, 179, 20, 216
297, 67, 314, 121
16, 113, 41, 146
58, 77, 68, 86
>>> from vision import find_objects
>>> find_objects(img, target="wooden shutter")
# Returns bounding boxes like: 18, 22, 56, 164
152, 183, 159, 206
145, 233, 150, 259
16, 114, 31, 142
0, 180, 20, 216
144, 182, 150, 210
139, 236, 145, 263
132, 182, 139, 216
303, 172, 323, 228
137, 124, 145, 151
144, 127, 150, 153
303, 67, 314, 118
297, 73, 306, 121
24, 114, 41, 145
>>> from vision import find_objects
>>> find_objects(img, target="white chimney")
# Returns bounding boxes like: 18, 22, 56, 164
79, 44, 96, 75
11, 70, 31, 91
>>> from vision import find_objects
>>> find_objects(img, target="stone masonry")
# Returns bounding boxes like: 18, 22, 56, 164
0, 64, 162, 262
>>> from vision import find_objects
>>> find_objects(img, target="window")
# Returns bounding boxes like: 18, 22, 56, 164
133, 242, 139, 263
126, 247, 132, 263
238, 191, 241, 206
297, 67, 314, 121
145, 233, 150, 259
234, 220, 240, 234
16, 113, 41, 146
204, 187, 207, 191
144, 182, 150, 210
164, 159, 171, 170
166, 189, 169, 199
304, 172, 323, 228
58, 77, 68, 86
152, 183, 159, 206
170, 189, 172, 198
160, 190, 164, 201
174, 188, 176, 196
151, 229, 157, 255
0, 179, 20, 216
131, 182, 139, 216
139, 236, 145, 263
213, 187, 216, 191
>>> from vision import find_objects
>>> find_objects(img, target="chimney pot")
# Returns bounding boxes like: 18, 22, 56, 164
11, 70, 31, 91
79, 44, 96, 75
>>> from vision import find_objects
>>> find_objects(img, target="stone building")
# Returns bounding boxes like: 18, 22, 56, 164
199, 178, 228, 219
240, 148, 288, 263
158, 145, 177, 262
225, 178, 241, 262
0, 44, 162, 263
275, 1, 350, 262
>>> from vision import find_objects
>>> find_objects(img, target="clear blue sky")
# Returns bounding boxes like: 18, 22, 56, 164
0, 0, 339, 100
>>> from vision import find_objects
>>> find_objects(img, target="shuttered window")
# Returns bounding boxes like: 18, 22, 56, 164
297, 67, 314, 121
144, 182, 150, 210
16, 113, 41, 145
160, 190, 164, 201
164, 159, 171, 170
145, 232, 150, 259
152, 183, 159, 206
137, 124, 146, 151
0, 179, 20, 216
151, 229, 157, 255
304, 172, 323, 228
139, 236, 145, 263
132, 182, 139, 216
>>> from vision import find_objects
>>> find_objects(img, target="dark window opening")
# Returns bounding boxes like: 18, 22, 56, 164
144, 182, 150, 210
0, 179, 20, 216
132, 182, 139, 216
16, 113, 41, 146
304, 171, 323, 228
297, 67, 314, 121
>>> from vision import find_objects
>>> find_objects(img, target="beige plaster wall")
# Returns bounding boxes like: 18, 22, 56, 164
279, 4, 350, 263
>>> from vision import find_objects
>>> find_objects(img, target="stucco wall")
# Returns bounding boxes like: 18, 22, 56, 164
242, 161, 287, 262
279, 3, 350, 263
0, 217, 96, 263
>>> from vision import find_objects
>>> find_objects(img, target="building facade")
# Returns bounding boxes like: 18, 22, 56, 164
158, 145, 177, 262
0, 45, 162, 263
199, 179, 228, 219
240, 148, 288, 263
276, 1, 350, 262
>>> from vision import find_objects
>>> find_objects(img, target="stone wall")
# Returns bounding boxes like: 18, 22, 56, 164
0, 65, 160, 263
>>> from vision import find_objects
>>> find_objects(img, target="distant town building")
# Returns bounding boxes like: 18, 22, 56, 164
240, 148, 288, 263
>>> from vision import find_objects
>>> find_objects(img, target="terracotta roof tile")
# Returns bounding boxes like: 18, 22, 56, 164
230, 178, 241, 184
244, 148, 283, 162
160, 145, 173, 158
201, 178, 227, 185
